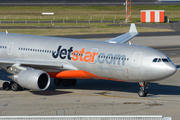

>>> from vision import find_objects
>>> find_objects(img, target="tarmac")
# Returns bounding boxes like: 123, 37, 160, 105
0, 33, 180, 119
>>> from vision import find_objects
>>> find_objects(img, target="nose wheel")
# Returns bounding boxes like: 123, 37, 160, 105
138, 82, 149, 97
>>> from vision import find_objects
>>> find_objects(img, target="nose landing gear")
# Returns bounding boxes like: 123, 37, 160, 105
138, 82, 149, 97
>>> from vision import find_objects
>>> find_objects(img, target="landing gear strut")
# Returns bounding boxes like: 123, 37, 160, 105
138, 82, 149, 97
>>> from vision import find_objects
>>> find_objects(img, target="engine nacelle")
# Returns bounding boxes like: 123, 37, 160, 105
13, 69, 50, 91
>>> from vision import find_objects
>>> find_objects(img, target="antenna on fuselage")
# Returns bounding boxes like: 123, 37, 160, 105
129, 41, 131, 45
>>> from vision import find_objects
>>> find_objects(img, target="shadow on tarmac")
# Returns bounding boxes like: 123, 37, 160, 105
0, 69, 179, 96
30, 90, 73, 96
46, 78, 180, 96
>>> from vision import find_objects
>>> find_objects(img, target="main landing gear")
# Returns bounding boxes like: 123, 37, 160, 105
138, 82, 149, 97
2, 81, 24, 91
54, 78, 77, 86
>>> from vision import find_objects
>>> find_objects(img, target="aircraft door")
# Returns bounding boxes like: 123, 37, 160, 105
84, 48, 99, 74
7, 42, 14, 55
132, 52, 142, 68
89, 48, 99, 64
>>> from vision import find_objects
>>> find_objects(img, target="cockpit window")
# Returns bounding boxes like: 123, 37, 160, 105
152, 58, 170, 62
162, 58, 169, 62
157, 58, 161, 62
153, 58, 158, 62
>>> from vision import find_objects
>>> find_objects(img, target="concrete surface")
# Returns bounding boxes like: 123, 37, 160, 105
85, 36, 180, 47
0, 35, 180, 119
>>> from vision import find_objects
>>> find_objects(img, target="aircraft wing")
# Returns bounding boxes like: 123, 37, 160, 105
106, 23, 139, 44
0, 59, 78, 72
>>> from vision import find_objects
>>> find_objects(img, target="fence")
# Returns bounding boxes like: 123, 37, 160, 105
0, 115, 171, 120
0, 20, 121, 24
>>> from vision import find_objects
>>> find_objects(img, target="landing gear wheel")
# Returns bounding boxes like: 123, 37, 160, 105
69, 79, 76, 86
11, 82, 19, 91
62, 79, 69, 86
144, 91, 148, 96
138, 82, 149, 97
3, 82, 10, 91
138, 90, 147, 97
54, 78, 61, 86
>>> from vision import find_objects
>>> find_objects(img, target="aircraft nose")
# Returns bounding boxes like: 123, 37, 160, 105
166, 63, 177, 76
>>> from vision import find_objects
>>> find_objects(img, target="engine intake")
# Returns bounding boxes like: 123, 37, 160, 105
13, 69, 50, 91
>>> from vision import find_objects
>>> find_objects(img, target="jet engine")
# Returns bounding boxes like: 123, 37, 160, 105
12, 69, 50, 91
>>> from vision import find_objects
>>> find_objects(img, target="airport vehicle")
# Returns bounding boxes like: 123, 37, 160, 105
0, 23, 177, 97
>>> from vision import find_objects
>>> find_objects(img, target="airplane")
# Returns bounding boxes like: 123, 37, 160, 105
0, 23, 177, 97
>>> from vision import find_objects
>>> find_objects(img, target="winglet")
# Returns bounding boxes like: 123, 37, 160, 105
129, 23, 138, 33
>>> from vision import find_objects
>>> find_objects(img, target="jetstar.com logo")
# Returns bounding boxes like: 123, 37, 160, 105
52, 46, 126, 65
52, 46, 98, 63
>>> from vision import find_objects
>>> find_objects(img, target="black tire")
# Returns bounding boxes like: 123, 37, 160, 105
11, 82, 19, 91
138, 90, 147, 97
62, 79, 69, 86
69, 79, 77, 86
54, 78, 61, 86
144, 90, 148, 96
3, 82, 10, 91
